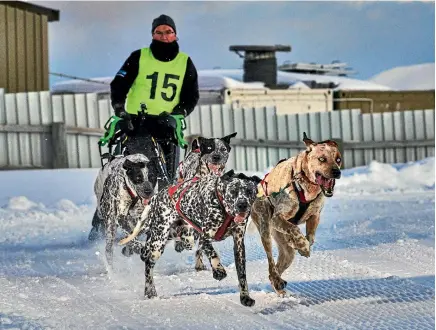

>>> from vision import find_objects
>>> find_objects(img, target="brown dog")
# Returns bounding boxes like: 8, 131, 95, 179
250, 132, 342, 296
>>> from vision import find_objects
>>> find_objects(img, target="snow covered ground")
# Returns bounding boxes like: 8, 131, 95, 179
0, 158, 434, 329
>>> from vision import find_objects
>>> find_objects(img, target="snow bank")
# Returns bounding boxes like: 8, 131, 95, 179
370, 63, 435, 91
335, 157, 435, 195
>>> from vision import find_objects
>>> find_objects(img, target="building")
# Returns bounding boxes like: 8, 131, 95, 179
0, 1, 60, 93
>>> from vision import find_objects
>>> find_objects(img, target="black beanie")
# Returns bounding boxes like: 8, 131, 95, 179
152, 14, 176, 34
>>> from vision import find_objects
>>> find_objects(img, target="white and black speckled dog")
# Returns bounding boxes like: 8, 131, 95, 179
94, 153, 157, 267
173, 132, 237, 252
137, 170, 261, 307
177, 132, 237, 182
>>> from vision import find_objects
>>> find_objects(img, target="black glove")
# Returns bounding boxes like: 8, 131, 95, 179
159, 111, 170, 117
113, 103, 133, 131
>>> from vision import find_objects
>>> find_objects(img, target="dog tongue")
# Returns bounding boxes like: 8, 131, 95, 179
209, 164, 222, 174
234, 213, 247, 223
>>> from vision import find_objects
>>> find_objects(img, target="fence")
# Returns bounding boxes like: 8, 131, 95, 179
0, 89, 434, 171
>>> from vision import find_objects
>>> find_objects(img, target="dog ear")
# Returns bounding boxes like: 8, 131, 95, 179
191, 138, 200, 151
221, 169, 235, 181
250, 175, 262, 185
123, 158, 134, 170
303, 132, 316, 151
321, 139, 339, 148
221, 132, 237, 144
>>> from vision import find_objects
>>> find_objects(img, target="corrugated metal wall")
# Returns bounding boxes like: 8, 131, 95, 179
334, 90, 435, 114
0, 3, 49, 93
0, 89, 434, 171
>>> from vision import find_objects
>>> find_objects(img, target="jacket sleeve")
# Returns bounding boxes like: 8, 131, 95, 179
110, 50, 141, 110
172, 57, 199, 117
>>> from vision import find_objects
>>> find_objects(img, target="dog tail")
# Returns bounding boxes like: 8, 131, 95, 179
245, 216, 258, 235
118, 205, 150, 245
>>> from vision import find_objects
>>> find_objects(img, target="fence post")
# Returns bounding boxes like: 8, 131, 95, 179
51, 122, 68, 169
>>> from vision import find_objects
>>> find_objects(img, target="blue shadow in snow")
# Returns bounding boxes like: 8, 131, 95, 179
0, 313, 45, 330
173, 275, 435, 328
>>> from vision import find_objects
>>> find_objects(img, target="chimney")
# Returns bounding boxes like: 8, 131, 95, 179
229, 45, 291, 88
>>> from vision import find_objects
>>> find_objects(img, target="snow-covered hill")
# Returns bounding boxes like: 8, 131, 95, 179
370, 62, 435, 91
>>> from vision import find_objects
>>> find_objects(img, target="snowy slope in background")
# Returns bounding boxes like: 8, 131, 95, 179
370, 63, 435, 91
0, 159, 434, 329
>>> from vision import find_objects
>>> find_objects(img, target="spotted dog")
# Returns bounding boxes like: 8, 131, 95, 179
250, 132, 342, 296
95, 154, 156, 267
134, 170, 261, 307
173, 132, 237, 253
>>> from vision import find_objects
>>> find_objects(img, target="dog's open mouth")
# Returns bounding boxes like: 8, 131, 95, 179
234, 212, 248, 224
315, 172, 335, 197
139, 197, 150, 205
208, 163, 224, 175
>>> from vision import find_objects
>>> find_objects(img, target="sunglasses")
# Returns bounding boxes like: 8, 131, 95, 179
153, 30, 175, 36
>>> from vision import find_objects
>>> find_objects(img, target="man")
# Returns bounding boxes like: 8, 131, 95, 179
88, 14, 199, 242
110, 14, 199, 183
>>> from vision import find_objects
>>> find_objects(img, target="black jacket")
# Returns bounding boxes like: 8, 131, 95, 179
110, 42, 199, 118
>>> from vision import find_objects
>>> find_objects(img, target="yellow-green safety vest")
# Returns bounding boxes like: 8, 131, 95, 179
125, 47, 189, 115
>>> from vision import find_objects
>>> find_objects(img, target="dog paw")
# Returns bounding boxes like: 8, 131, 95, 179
174, 241, 185, 253
297, 238, 311, 258
144, 286, 157, 299
298, 247, 310, 258
276, 278, 288, 291
240, 295, 255, 307
270, 275, 287, 291
212, 268, 227, 281
121, 246, 133, 257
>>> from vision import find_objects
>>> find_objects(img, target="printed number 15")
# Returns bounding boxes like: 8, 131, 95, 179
146, 72, 180, 102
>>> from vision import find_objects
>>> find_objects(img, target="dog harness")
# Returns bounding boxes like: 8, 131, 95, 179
168, 177, 237, 241
124, 178, 149, 209
260, 169, 320, 225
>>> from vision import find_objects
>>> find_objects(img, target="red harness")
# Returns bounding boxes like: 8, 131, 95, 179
124, 181, 149, 207
168, 177, 236, 241
260, 171, 307, 203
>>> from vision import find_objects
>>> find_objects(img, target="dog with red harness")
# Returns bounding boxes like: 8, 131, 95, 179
94, 154, 156, 268
131, 169, 261, 307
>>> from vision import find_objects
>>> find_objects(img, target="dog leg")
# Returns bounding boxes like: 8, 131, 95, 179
251, 199, 285, 295
201, 238, 227, 281
88, 208, 105, 241
272, 230, 296, 277
194, 248, 207, 271
232, 224, 255, 307
193, 233, 207, 271
270, 214, 311, 258
105, 217, 117, 268
305, 214, 320, 247
141, 211, 173, 299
